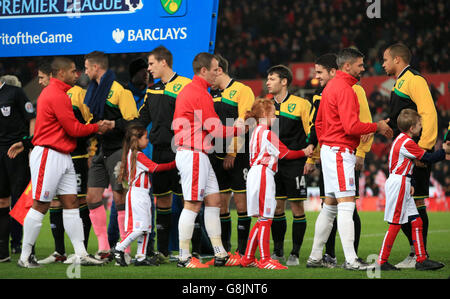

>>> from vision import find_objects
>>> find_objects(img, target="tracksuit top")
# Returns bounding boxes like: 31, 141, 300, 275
211, 79, 255, 156
316, 71, 377, 151
137, 73, 191, 148
173, 75, 242, 154
32, 78, 98, 154
388, 66, 437, 150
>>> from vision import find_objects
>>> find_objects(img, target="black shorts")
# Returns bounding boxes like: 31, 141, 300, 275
209, 153, 249, 193
72, 155, 88, 198
152, 146, 182, 197
0, 148, 30, 200
88, 148, 123, 192
275, 159, 307, 201
412, 162, 431, 200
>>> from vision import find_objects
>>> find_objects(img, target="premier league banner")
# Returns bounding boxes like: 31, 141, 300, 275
0, 0, 219, 73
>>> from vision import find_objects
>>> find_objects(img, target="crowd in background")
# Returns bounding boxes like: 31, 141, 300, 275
1, 0, 449, 198
215, 0, 449, 79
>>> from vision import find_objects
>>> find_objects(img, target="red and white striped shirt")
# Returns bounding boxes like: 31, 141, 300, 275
249, 124, 290, 173
127, 150, 175, 189
388, 132, 425, 176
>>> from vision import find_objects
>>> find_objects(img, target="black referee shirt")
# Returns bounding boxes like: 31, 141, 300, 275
0, 83, 35, 148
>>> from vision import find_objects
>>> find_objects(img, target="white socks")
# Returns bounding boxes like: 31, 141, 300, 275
20, 208, 44, 262
309, 203, 337, 260
115, 231, 143, 252
178, 208, 198, 261
337, 202, 357, 263
63, 209, 88, 257
204, 206, 227, 258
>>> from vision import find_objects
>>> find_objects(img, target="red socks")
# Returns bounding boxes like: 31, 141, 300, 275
243, 218, 273, 262
258, 219, 272, 261
378, 223, 401, 264
379, 217, 427, 264
411, 217, 427, 263
244, 220, 260, 259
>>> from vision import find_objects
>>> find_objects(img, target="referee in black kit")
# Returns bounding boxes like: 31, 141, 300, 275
0, 77, 36, 262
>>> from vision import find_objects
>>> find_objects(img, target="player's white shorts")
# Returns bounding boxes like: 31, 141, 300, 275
30, 146, 77, 202
125, 186, 152, 232
320, 144, 356, 199
246, 165, 276, 219
175, 149, 219, 202
384, 174, 418, 224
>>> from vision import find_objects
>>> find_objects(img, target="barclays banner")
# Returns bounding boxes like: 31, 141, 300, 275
0, 0, 219, 74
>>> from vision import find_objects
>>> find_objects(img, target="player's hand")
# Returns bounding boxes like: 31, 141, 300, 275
97, 120, 114, 134
410, 186, 415, 196
376, 118, 393, 139
223, 154, 235, 170
443, 141, 450, 154
355, 156, 365, 171
7, 141, 25, 159
361, 133, 373, 143
303, 162, 315, 175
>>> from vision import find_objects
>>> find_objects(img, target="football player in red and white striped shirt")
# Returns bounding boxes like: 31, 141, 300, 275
377, 109, 448, 271
112, 124, 175, 266
240, 98, 312, 270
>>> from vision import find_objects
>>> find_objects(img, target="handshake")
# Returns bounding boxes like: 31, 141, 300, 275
96, 120, 115, 135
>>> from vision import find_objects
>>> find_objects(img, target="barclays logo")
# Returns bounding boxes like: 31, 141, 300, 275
112, 28, 125, 44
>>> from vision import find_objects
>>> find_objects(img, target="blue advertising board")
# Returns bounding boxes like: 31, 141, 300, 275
0, 0, 219, 76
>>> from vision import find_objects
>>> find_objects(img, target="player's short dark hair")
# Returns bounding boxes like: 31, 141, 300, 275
149, 45, 173, 69
215, 54, 229, 74
386, 43, 412, 64
38, 60, 52, 75
397, 108, 420, 132
192, 52, 216, 75
85, 51, 109, 69
267, 65, 293, 86
336, 48, 365, 69
315, 53, 338, 72
50, 57, 75, 77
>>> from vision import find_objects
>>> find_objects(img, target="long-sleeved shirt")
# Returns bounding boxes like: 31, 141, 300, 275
249, 124, 305, 173
32, 78, 98, 154
306, 83, 374, 164
127, 150, 176, 189
173, 75, 243, 154
135, 73, 191, 148
211, 79, 255, 156
315, 71, 377, 150
389, 132, 445, 177
388, 66, 437, 150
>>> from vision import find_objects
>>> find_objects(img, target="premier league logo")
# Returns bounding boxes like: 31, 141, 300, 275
125, 0, 144, 13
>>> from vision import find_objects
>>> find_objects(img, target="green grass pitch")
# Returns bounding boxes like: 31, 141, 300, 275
1, 211, 449, 279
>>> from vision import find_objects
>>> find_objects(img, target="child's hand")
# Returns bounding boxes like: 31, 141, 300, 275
410, 186, 414, 196
302, 145, 314, 158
